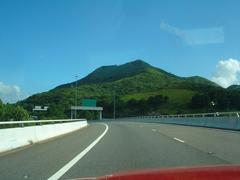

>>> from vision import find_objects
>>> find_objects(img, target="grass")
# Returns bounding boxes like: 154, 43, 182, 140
122, 89, 196, 103
121, 89, 197, 114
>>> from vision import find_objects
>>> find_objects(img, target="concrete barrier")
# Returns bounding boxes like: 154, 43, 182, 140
0, 120, 87, 153
137, 116, 240, 131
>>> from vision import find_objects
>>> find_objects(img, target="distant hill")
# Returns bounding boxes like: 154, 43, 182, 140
227, 85, 240, 90
57, 60, 178, 88
19, 59, 224, 119
57, 59, 218, 89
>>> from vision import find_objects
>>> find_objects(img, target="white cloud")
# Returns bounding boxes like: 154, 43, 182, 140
211, 59, 240, 88
160, 21, 186, 40
0, 82, 28, 103
160, 21, 224, 45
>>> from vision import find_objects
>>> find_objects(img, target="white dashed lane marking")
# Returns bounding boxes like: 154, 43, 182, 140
173, 137, 185, 143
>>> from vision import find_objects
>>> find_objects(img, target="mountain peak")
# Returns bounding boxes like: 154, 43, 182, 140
56, 60, 153, 88
127, 59, 150, 66
56, 59, 217, 89
98, 59, 150, 70
76, 59, 151, 85
56, 59, 180, 89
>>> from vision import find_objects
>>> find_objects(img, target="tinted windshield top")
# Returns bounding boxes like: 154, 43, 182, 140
0, 1, 240, 180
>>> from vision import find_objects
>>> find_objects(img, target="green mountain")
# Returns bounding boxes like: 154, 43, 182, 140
57, 60, 217, 89
19, 60, 224, 119
227, 85, 240, 91
57, 60, 177, 88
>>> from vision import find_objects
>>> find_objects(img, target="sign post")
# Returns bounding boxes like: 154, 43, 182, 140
71, 99, 103, 120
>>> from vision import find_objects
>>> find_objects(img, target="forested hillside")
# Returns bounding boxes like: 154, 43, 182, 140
18, 60, 240, 119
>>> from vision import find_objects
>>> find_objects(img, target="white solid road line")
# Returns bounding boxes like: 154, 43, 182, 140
173, 137, 185, 143
48, 123, 109, 180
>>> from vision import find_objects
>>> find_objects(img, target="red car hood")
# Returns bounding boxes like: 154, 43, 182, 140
76, 165, 240, 180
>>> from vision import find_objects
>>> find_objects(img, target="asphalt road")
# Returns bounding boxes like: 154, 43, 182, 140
0, 119, 240, 180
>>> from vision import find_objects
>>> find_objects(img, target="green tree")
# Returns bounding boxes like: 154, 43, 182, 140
0, 99, 3, 121
0, 103, 29, 121
13, 106, 29, 121
147, 95, 168, 110
190, 94, 209, 109
2, 104, 15, 121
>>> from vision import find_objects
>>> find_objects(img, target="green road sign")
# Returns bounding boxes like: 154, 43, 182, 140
82, 99, 97, 107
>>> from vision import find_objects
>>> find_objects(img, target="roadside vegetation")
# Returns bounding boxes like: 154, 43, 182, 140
190, 89, 240, 113
0, 99, 29, 122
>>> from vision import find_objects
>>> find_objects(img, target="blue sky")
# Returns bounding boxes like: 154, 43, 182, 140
1, 0, 240, 103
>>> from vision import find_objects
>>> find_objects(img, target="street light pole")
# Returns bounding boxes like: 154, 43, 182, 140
113, 86, 116, 120
75, 75, 78, 119
113, 91, 116, 120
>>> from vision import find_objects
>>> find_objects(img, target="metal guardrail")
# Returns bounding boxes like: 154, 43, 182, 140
139, 112, 240, 118
0, 119, 86, 129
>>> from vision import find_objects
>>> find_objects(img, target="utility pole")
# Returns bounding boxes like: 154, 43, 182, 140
75, 75, 78, 119
113, 86, 116, 120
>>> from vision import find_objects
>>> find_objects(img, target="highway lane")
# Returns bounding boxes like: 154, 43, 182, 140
60, 121, 229, 179
0, 123, 105, 180
129, 121, 240, 163
0, 120, 240, 179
